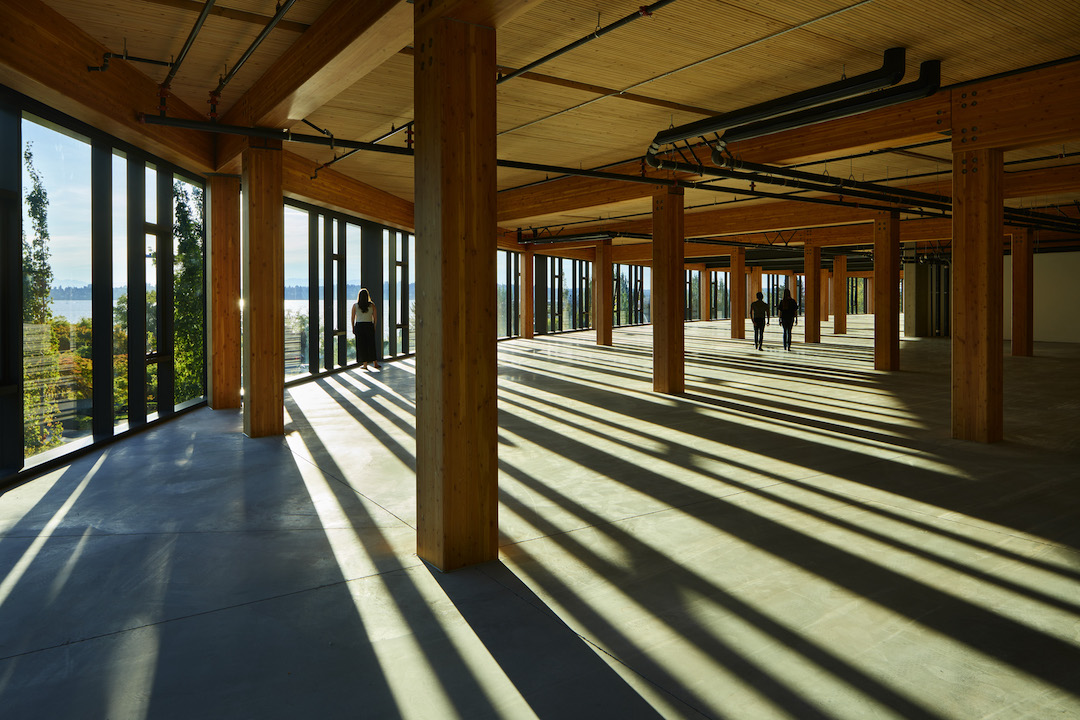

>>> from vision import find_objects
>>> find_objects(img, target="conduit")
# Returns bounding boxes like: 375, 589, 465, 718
647, 47, 907, 155
207, 0, 297, 118
138, 113, 1080, 235
497, 0, 680, 85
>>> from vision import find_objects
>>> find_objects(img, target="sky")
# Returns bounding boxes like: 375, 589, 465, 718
21, 114, 412, 292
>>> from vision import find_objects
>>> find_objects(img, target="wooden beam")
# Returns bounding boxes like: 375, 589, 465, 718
522, 245, 534, 338
653, 186, 685, 393
700, 269, 712, 321
0, 0, 214, 172
730, 247, 746, 340
208, 175, 242, 409
595, 240, 613, 346
833, 254, 847, 334
241, 140, 285, 437
282, 151, 414, 231
873, 212, 900, 370
803, 246, 821, 344
139, 0, 311, 34
821, 269, 831, 321
951, 59, 1080, 153
414, 8, 498, 572
1011, 228, 1034, 357
951, 147, 1004, 441
731, 93, 950, 166
217, 0, 413, 170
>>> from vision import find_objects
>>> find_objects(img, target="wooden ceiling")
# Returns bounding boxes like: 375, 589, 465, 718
34, 0, 1080, 242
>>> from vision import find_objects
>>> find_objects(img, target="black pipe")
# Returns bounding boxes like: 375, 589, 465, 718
88, 52, 172, 72
162, 0, 216, 89
713, 155, 950, 205
139, 112, 1079, 235
648, 47, 906, 151
718, 59, 941, 147
213, 0, 297, 95
498, 0, 680, 85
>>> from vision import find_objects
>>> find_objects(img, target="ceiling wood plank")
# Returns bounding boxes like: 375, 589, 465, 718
952, 58, 1080, 152
0, 0, 214, 171
282, 151, 414, 231
218, 0, 412, 169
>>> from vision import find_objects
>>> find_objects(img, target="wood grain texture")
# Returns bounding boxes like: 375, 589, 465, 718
951, 59, 1080, 153
595, 240, 613, 346
522, 245, 534, 338
208, 175, 242, 409
1011, 229, 1034, 357
874, 212, 901, 372
282, 151, 414, 231
241, 141, 285, 437
803, 246, 821, 343
730, 247, 746, 340
0, 0, 214, 172
217, 0, 412, 169
951, 148, 1004, 441
414, 13, 498, 572
821, 269, 831, 321
652, 186, 685, 394
832, 254, 847, 335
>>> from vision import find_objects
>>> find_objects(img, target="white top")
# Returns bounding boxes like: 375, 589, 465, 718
352, 302, 374, 323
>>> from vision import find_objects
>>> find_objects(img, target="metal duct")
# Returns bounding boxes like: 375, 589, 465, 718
716, 59, 941, 147
645, 47, 907, 165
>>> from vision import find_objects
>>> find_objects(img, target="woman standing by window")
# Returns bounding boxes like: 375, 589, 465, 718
351, 288, 381, 370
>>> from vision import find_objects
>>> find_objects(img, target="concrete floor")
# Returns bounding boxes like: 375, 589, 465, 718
1, 316, 1079, 719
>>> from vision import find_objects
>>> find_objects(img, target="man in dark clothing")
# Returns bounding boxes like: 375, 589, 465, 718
750, 291, 770, 350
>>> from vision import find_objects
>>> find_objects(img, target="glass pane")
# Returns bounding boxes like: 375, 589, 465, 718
496, 250, 508, 338
173, 177, 205, 405
283, 206, 309, 380
112, 152, 127, 427
383, 229, 390, 356
408, 234, 416, 353
21, 117, 93, 458
346, 223, 361, 363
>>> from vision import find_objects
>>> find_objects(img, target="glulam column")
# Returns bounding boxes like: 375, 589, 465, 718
873, 212, 901, 371
821, 269, 831, 321
750, 265, 762, 299
700, 269, 712, 320
241, 140, 284, 437
729, 247, 746, 339
208, 175, 242, 409
595, 239, 613, 345
414, 8, 498, 570
1011, 228, 1034, 357
833, 255, 847, 334
803, 246, 821, 343
952, 149, 1004, 441
652, 185, 684, 394
522, 244, 534, 339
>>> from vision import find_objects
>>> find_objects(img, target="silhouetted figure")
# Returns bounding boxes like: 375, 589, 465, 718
777, 288, 799, 351
750, 291, 770, 350
351, 288, 381, 370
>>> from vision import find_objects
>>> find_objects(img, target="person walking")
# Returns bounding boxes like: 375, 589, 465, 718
750, 291, 770, 350
777, 288, 799, 351
351, 288, 381, 370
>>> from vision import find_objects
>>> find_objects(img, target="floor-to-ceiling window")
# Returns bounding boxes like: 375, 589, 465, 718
282, 200, 412, 386
614, 263, 649, 326
710, 270, 730, 319
2, 87, 207, 479
496, 248, 520, 339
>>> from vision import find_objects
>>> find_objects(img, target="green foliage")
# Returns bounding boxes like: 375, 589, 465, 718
22, 143, 63, 456
22, 143, 53, 325
173, 182, 205, 403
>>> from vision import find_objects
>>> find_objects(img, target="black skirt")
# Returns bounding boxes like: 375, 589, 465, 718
354, 321, 377, 362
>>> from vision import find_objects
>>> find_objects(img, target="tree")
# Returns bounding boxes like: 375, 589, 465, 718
172, 182, 205, 403
22, 143, 63, 455
22, 144, 53, 324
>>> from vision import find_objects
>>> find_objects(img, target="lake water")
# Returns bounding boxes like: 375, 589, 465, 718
49, 299, 318, 322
